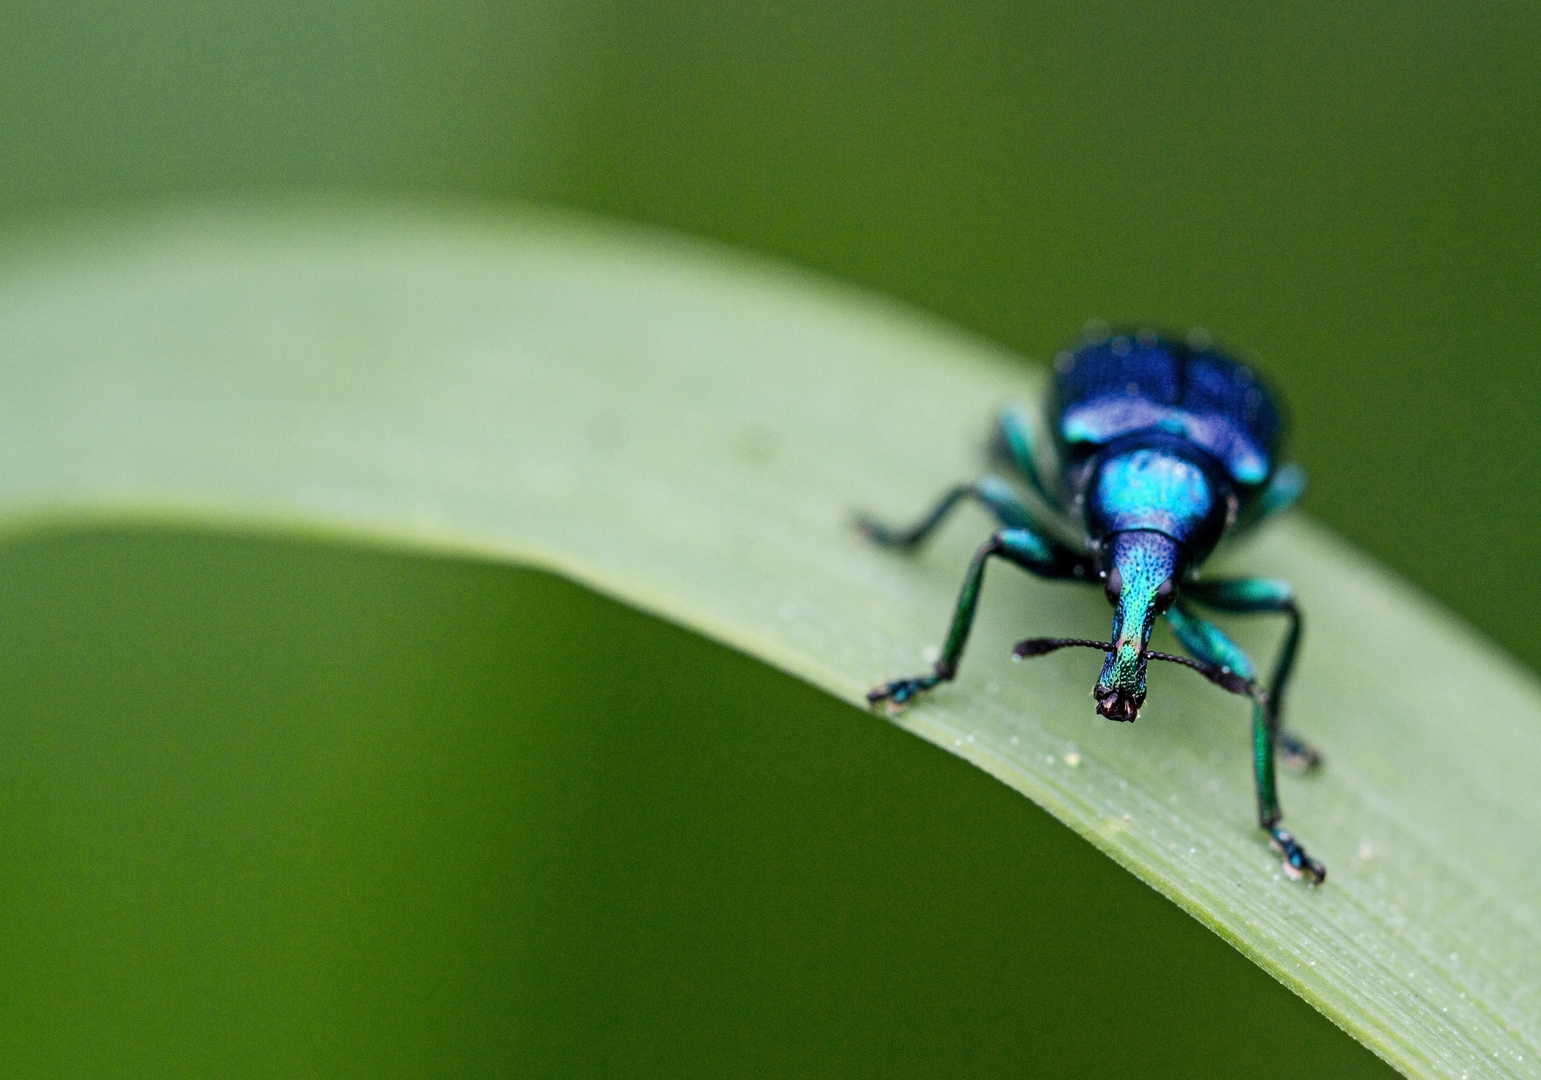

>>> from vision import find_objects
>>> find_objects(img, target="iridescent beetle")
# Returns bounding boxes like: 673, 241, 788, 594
860, 326, 1326, 883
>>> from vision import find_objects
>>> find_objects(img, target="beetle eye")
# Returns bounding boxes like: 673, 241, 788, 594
1154, 577, 1176, 613
1104, 567, 1123, 604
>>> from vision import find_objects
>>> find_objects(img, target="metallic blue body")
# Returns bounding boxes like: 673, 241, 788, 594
1043, 335, 1288, 718
860, 328, 1327, 883
1052, 334, 1282, 492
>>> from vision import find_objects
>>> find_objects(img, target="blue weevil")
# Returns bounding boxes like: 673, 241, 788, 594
860, 325, 1326, 883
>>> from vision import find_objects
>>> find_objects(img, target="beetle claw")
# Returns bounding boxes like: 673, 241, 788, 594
1269, 828, 1326, 884
867, 675, 938, 714
866, 679, 914, 712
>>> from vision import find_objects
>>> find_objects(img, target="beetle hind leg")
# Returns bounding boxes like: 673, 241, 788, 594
990, 404, 1061, 508
856, 475, 1034, 552
858, 485, 968, 550
1277, 728, 1323, 771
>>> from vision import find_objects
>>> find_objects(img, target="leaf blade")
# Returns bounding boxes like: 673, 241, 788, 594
1, 203, 1536, 1078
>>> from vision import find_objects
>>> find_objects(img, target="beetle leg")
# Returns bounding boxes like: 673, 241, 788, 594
868, 525, 1090, 712
1233, 463, 1308, 534
1164, 600, 1326, 884
857, 473, 1040, 550
1257, 463, 1308, 519
1182, 578, 1319, 768
989, 404, 1061, 509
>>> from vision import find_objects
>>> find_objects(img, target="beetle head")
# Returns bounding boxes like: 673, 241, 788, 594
1095, 530, 1182, 722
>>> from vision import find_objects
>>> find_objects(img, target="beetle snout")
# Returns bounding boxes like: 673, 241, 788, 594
1095, 635, 1148, 722
1095, 685, 1143, 722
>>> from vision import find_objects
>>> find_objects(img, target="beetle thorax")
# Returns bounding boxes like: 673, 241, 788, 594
1085, 442, 1230, 561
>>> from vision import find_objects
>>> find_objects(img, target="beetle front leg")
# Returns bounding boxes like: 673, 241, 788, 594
1184, 578, 1320, 769
869, 526, 1088, 712
1165, 603, 1326, 884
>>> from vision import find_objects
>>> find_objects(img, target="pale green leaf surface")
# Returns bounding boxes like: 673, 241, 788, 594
0, 204, 1538, 1079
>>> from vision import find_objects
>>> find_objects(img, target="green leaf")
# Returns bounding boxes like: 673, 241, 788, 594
1, 203, 1536, 1079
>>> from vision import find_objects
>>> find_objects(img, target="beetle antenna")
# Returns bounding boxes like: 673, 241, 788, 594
1011, 639, 1268, 707
1012, 637, 1113, 658
1144, 649, 1268, 705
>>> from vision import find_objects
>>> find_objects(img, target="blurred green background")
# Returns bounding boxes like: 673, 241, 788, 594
0, 1, 1535, 1075
0, 528, 1387, 1077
